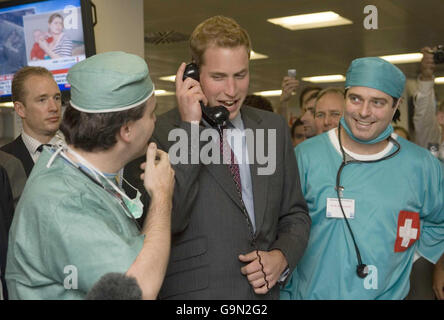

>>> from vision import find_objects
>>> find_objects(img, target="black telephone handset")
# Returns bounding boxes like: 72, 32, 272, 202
182, 63, 229, 128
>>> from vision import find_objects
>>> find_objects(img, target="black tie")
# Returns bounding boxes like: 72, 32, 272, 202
36, 144, 52, 152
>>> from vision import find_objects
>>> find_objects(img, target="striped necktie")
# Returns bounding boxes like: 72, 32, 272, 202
218, 126, 242, 194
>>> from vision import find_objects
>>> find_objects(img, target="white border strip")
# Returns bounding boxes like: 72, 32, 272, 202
70, 88, 154, 113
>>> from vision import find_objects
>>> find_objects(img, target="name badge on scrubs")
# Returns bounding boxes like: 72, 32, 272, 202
326, 198, 355, 219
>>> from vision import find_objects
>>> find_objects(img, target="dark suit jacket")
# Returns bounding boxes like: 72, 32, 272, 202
0, 135, 34, 177
0, 165, 14, 300
0, 150, 27, 207
124, 106, 310, 300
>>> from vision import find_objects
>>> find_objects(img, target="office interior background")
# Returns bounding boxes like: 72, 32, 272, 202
0, 0, 443, 146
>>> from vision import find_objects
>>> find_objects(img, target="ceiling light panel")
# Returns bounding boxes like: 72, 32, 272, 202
250, 50, 268, 60
267, 11, 353, 31
302, 75, 346, 83
155, 90, 175, 96
379, 53, 423, 64
435, 77, 444, 84
254, 90, 282, 97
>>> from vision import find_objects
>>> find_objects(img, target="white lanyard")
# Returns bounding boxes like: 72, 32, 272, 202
46, 145, 143, 230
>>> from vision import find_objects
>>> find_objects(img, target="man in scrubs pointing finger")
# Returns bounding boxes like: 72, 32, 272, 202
6, 52, 175, 300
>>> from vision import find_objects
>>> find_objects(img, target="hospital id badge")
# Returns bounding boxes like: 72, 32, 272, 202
326, 198, 355, 219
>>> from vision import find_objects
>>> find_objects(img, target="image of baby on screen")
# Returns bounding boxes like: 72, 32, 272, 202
29, 13, 73, 61
30, 29, 52, 60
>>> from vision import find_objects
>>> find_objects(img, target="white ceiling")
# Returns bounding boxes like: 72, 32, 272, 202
2, 0, 442, 112
143, 0, 444, 112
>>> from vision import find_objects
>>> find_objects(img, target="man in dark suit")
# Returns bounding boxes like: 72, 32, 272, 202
0, 151, 26, 208
125, 15, 310, 299
0, 66, 62, 177
0, 165, 14, 300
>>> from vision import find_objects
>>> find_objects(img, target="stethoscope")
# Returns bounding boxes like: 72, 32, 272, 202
46, 145, 142, 232
335, 122, 401, 278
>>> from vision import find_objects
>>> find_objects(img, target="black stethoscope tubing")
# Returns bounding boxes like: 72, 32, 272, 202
336, 122, 401, 278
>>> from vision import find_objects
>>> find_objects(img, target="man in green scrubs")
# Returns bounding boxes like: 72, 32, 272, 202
281, 57, 444, 300
6, 52, 175, 300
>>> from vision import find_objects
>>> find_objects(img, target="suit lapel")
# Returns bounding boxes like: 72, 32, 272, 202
240, 107, 269, 235
15, 136, 34, 177
165, 108, 244, 209
204, 162, 244, 210
162, 107, 270, 221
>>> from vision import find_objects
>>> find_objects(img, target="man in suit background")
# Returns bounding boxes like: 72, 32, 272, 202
125, 15, 310, 299
0, 66, 62, 177
0, 165, 14, 299
0, 151, 26, 208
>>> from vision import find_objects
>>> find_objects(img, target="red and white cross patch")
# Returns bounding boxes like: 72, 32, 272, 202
394, 211, 420, 252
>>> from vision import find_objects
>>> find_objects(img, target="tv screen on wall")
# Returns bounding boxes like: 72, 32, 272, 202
0, 0, 96, 102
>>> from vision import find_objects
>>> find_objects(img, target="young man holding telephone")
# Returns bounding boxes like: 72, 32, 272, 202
125, 15, 310, 299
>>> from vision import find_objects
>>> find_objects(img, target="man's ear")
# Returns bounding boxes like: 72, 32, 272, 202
392, 97, 403, 117
118, 121, 132, 143
395, 97, 403, 109
14, 101, 26, 119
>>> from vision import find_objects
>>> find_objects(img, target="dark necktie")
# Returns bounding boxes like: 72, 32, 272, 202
218, 126, 242, 194
36, 144, 52, 152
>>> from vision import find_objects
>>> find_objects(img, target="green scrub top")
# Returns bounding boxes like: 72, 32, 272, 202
6, 149, 145, 299
281, 131, 444, 300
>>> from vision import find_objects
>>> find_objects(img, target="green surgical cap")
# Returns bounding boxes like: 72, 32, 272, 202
68, 51, 154, 113
345, 57, 406, 98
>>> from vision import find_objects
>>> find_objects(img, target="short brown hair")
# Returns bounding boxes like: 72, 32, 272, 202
299, 86, 322, 107
291, 117, 304, 139
48, 13, 63, 24
243, 94, 274, 112
60, 103, 147, 152
190, 15, 251, 67
316, 87, 344, 102
11, 66, 54, 103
